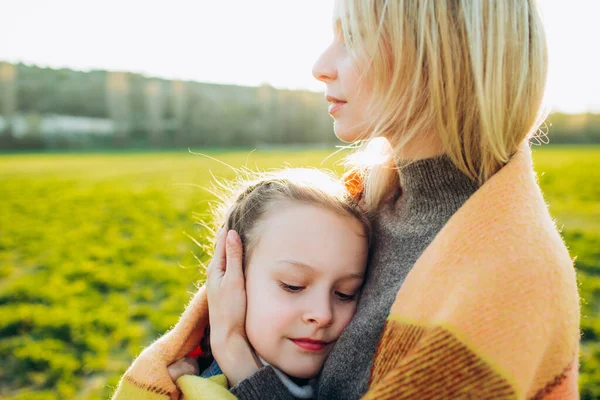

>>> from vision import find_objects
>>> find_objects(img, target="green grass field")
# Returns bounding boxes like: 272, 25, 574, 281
1, 146, 599, 399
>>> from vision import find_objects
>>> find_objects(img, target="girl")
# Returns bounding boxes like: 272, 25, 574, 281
113, 0, 580, 399
112, 168, 371, 399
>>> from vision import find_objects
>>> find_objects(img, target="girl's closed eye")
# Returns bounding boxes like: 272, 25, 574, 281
335, 291, 358, 302
278, 281, 305, 293
278, 281, 360, 301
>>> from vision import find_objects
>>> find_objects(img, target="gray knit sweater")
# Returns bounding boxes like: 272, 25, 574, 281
231, 155, 479, 399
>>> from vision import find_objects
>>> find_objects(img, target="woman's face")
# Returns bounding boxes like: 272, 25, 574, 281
312, 22, 373, 143
244, 202, 368, 379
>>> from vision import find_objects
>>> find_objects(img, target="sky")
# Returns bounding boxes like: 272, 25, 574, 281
1, 0, 598, 113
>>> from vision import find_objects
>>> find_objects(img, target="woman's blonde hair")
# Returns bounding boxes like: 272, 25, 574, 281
338, 0, 548, 208
210, 168, 371, 264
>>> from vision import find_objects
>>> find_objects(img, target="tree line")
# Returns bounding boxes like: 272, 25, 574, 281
0, 62, 597, 150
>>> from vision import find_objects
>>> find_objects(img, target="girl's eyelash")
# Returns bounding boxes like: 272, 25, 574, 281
336, 292, 357, 302
279, 282, 304, 293
278, 282, 357, 302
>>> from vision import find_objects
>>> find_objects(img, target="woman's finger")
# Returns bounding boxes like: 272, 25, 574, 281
206, 228, 227, 279
224, 230, 245, 282
167, 357, 199, 381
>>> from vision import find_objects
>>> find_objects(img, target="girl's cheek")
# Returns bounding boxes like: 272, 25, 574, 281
336, 302, 359, 330
246, 281, 275, 321
248, 284, 293, 321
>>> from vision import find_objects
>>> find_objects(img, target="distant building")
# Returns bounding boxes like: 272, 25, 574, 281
0, 114, 114, 138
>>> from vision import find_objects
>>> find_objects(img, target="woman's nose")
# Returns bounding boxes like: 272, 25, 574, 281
312, 45, 338, 83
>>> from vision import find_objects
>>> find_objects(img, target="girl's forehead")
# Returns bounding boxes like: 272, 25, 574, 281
249, 205, 368, 278
271, 258, 365, 282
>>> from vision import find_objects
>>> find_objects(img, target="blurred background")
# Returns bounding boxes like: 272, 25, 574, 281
0, 1, 598, 399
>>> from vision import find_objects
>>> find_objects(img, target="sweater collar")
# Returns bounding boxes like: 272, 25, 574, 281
259, 356, 315, 399
394, 154, 479, 216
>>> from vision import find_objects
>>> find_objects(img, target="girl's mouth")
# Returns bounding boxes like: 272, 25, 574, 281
290, 338, 332, 352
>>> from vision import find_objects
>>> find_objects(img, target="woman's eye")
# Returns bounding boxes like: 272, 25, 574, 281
340, 33, 352, 48
279, 282, 304, 293
336, 291, 357, 302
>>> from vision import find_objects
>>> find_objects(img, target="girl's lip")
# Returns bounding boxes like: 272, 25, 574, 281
290, 338, 332, 352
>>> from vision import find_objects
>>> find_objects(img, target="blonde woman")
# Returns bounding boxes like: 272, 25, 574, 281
112, 0, 580, 399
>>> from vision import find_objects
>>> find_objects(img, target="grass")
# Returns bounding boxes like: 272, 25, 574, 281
0, 145, 598, 399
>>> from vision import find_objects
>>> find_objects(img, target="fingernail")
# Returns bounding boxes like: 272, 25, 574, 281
227, 230, 239, 245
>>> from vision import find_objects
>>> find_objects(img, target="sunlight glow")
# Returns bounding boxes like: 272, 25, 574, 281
0, 0, 597, 113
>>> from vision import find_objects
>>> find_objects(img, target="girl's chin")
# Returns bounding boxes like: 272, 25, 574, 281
281, 367, 320, 381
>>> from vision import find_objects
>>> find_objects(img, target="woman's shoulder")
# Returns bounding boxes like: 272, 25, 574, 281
400, 142, 578, 312
438, 143, 569, 256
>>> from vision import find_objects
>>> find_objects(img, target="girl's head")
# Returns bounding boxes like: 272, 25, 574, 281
212, 168, 371, 379
313, 0, 548, 208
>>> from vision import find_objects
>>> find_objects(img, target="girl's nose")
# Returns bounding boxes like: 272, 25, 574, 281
312, 45, 338, 83
303, 299, 334, 328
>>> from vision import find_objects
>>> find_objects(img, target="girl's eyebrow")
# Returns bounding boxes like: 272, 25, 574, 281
337, 273, 364, 282
277, 259, 315, 272
277, 259, 364, 281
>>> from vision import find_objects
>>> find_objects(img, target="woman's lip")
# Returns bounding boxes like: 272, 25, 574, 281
290, 338, 331, 352
328, 101, 346, 115
325, 95, 345, 103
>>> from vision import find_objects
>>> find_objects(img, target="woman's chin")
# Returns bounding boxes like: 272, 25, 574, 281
333, 122, 364, 143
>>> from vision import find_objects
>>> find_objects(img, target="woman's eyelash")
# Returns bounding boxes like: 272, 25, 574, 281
279, 282, 304, 293
341, 34, 352, 46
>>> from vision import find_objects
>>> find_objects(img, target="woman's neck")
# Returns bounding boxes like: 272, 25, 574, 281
394, 131, 444, 161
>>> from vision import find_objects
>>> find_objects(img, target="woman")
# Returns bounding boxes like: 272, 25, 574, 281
112, 1, 580, 398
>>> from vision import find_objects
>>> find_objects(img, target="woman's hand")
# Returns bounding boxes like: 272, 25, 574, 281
206, 229, 262, 387
168, 357, 199, 382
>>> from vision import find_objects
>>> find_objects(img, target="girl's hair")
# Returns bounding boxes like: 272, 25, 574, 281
210, 168, 371, 264
338, 0, 548, 209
